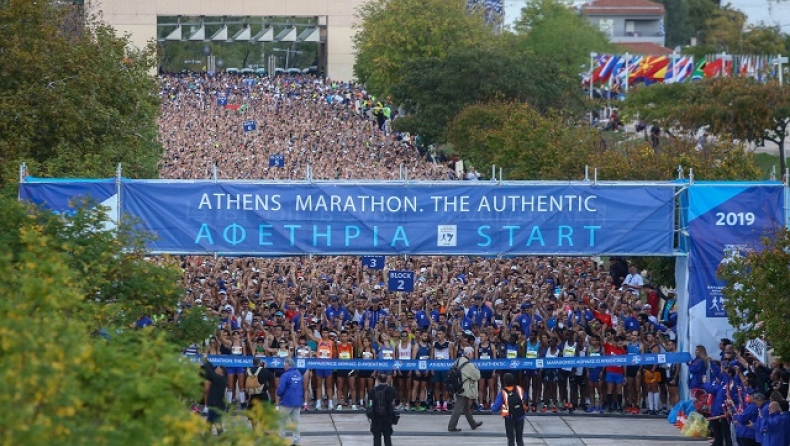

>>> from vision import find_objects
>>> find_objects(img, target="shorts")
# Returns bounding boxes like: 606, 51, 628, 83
573, 375, 586, 387
480, 370, 493, 380
297, 368, 310, 375
625, 366, 640, 378
316, 369, 333, 378
273, 368, 285, 378
334, 369, 351, 378
358, 370, 374, 379
542, 369, 558, 382
666, 374, 678, 387
226, 367, 244, 375
588, 368, 603, 383
605, 372, 624, 385
432, 371, 448, 384
643, 370, 662, 384
411, 371, 430, 381
558, 370, 573, 381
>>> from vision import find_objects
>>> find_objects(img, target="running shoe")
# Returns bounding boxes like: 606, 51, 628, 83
541, 405, 548, 413
336, 404, 342, 411
351, 404, 359, 411
442, 402, 449, 411
585, 405, 597, 413
434, 403, 441, 412
531, 405, 537, 413
599, 406, 605, 414
302, 403, 309, 411
419, 404, 427, 412
478, 404, 485, 411
552, 405, 558, 413
315, 401, 322, 411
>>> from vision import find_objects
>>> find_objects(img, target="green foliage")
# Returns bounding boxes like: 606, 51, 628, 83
719, 228, 790, 360
391, 35, 585, 146
448, 101, 602, 180
624, 77, 790, 173
0, 0, 163, 190
0, 196, 280, 444
353, 0, 493, 96
514, 0, 612, 76
684, 3, 785, 55
658, 0, 691, 48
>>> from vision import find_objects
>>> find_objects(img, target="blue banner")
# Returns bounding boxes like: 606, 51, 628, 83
121, 183, 675, 255
686, 184, 785, 356
187, 352, 691, 370
19, 179, 119, 229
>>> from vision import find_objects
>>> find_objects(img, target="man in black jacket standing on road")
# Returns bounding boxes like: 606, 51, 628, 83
368, 373, 397, 446
202, 356, 228, 435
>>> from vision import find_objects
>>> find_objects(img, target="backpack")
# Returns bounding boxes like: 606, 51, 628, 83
246, 368, 265, 395
367, 385, 390, 420
504, 387, 525, 419
446, 359, 471, 395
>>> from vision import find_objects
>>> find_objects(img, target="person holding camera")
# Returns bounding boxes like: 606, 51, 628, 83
368, 373, 398, 446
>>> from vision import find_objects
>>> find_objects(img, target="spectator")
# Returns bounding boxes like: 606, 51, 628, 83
448, 346, 483, 432
201, 357, 228, 435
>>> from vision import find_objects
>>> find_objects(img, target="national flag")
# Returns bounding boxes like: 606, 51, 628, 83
740, 56, 749, 76
225, 104, 241, 111
664, 56, 689, 83
590, 55, 610, 85
691, 59, 707, 81
599, 56, 621, 84
592, 309, 613, 328
676, 56, 695, 83
703, 58, 724, 78
631, 56, 669, 83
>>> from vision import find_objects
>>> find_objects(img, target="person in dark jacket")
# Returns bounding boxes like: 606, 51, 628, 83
491, 372, 527, 446
368, 373, 397, 446
733, 392, 759, 446
201, 356, 228, 434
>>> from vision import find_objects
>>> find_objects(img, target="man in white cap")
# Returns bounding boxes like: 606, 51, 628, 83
448, 346, 483, 432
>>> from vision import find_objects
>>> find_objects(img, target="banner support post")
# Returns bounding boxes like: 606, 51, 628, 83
212, 165, 217, 183
19, 163, 26, 184
594, 168, 598, 185
116, 163, 122, 226
491, 164, 495, 180
499, 167, 503, 185
584, 165, 589, 182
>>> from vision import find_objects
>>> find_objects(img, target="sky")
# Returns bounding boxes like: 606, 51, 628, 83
729, 0, 790, 29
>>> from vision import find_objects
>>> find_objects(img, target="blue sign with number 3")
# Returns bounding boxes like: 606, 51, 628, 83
362, 255, 385, 269
388, 270, 414, 292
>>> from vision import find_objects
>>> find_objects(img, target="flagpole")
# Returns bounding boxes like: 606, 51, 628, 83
624, 52, 630, 95
672, 50, 678, 83
590, 51, 598, 125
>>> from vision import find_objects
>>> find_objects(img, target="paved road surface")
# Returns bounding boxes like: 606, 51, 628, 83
290, 412, 706, 446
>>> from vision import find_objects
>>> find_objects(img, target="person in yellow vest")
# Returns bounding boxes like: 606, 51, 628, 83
491, 372, 527, 446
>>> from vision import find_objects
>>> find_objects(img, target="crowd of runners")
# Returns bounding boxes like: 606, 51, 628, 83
158, 74, 785, 431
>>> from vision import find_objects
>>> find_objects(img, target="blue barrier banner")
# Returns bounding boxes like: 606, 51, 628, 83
20, 179, 117, 216
186, 352, 691, 370
122, 182, 675, 255
687, 184, 785, 357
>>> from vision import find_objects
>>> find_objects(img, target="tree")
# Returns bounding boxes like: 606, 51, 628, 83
624, 77, 790, 174
390, 36, 585, 146
719, 228, 790, 361
657, 0, 691, 48
514, 0, 612, 77
0, 0, 163, 189
447, 101, 603, 180
352, 0, 493, 96
0, 197, 282, 444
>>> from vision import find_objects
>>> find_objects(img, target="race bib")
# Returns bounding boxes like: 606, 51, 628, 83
362, 351, 374, 359
480, 354, 490, 360
435, 352, 448, 360
339, 351, 351, 360
507, 350, 518, 359
419, 356, 430, 360
319, 350, 330, 358
526, 350, 538, 359
382, 351, 393, 360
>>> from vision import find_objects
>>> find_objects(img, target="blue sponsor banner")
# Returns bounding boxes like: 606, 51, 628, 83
19, 179, 117, 218
688, 185, 785, 312
362, 255, 385, 269
187, 352, 691, 370
121, 182, 675, 255
686, 184, 785, 358
388, 270, 414, 292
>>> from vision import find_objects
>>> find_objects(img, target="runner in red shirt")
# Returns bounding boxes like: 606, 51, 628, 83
603, 335, 627, 413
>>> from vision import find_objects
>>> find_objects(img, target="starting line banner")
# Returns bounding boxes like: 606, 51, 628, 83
187, 352, 691, 370
119, 182, 675, 255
